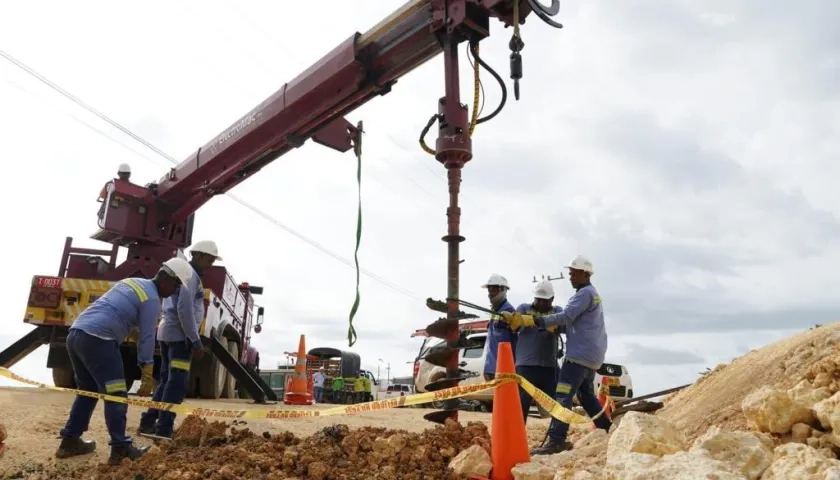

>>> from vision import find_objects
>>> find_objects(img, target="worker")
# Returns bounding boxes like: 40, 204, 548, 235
481, 274, 516, 381
137, 240, 222, 439
353, 373, 365, 403
55, 257, 193, 465
362, 374, 373, 402
97, 163, 132, 222
515, 256, 611, 455
500, 279, 563, 425
332, 376, 345, 404
313, 367, 326, 403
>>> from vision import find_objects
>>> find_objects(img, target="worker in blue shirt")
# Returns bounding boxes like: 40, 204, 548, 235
501, 279, 563, 424
481, 274, 516, 381
138, 240, 222, 439
508, 255, 611, 455
55, 257, 194, 465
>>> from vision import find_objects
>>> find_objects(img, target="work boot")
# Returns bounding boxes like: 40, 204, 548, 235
108, 442, 150, 466
136, 423, 155, 436
55, 436, 97, 458
530, 439, 574, 456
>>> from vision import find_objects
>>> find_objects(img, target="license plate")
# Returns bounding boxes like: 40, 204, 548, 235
35, 276, 63, 289
601, 377, 618, 386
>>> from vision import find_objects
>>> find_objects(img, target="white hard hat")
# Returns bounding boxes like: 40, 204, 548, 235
481, 274, 509, 289
565, 255, 594, 274
117, 163, 131, 174
160, 257, 194, 286
533, 279, 555, 300
190, 240, 223, 260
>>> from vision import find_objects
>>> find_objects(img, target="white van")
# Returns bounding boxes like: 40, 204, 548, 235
412, 323, 634, 412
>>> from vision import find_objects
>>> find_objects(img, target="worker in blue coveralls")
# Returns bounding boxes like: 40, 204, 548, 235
481, 274, 516, 382
54, 257, 194, 465
508, 255, 611, 455
137, 240, 222, 439
501, 279, 563, 424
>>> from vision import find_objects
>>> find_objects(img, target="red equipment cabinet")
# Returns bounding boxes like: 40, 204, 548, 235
0, 0, 564, 419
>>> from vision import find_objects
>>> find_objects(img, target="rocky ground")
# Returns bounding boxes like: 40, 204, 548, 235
3, 321, 840, 479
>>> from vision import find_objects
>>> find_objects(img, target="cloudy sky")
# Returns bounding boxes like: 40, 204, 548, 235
0, 0, 837, 398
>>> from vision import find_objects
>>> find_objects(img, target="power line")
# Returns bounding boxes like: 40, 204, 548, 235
0, 47, 425, 303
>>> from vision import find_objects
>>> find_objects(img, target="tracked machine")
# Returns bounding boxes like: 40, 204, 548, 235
0, 0, 563, 421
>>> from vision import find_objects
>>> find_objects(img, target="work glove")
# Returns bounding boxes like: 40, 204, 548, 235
137, 364, 155, 397
500, 312, 537, 330
190, 341, 206, 360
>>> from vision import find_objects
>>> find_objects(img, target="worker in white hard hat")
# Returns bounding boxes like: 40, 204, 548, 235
480, 274, 516, 382
511, 255, 611, 455
499, 279, 563, 427
138, 241, 222, 439
55, 257, 192, 465
313, 367, 327, 403
97, 163, 133, 222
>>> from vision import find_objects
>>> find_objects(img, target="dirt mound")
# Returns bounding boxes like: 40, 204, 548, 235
657, 322, 840, 442
42, 415, 490, 480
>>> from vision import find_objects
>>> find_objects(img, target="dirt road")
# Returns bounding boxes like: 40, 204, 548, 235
0, 387, 556, 478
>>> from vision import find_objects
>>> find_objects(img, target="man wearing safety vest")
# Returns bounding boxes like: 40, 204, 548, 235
503, 255, 611, 455
54, 257, 194, 465
502, 279, 563, 424
481, 274, 516, 382
137, 240, 222, 439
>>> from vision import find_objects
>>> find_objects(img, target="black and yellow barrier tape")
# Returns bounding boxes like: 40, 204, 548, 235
0, 368, 604, 424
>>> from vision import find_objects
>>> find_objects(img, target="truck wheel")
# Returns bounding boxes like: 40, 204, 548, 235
198, 337, 226, 399
221, 340, 239, 399
52, 367, 76, 389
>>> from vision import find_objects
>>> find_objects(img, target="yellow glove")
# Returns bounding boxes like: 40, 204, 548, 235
137, 364, 155, 397
519, 314, 536, 328
500, 311, 521, 331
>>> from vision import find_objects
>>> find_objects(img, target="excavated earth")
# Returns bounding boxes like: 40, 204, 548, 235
3, 321, 840, 479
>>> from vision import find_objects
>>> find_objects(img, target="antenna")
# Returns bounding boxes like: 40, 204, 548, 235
532, 273, 564, 282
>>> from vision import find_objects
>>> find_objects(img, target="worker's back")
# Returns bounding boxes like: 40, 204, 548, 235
72, 279, 160, 343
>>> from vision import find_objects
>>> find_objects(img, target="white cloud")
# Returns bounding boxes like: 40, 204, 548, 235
0, 0, 838, 401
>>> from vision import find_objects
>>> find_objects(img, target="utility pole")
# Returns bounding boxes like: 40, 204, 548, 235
378, 358, 391, 386
532, 273, 563, 282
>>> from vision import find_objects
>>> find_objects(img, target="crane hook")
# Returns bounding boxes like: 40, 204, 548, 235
525, 0, 564, 29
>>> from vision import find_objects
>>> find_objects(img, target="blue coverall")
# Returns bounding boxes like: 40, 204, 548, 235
483, 299, 516, 379
139, 263, 204, 437
536, 283, 611, 445
513, 303, 563, 423
60, 278, 161, 446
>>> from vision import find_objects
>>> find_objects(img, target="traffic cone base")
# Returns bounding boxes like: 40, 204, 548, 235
284, 334, 313, 406
489, 341, 529, 480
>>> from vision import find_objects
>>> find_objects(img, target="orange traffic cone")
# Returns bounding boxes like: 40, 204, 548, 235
591, 386, 612, 430
489, 341, 530, 480
283, 334, 313, 405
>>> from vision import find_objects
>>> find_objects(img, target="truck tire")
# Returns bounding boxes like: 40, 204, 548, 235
52, 367, 76, 389
198, 337, 227, 399
221, 340, 239, 399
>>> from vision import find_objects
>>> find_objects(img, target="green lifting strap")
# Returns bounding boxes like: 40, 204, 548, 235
347, 123, 363, 347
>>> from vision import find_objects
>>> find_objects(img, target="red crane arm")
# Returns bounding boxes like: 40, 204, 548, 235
153, 0, 546, 224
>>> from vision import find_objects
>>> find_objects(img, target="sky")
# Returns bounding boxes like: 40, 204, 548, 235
0, 0, 838, 398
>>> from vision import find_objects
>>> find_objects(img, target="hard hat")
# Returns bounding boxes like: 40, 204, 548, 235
565, 255, 594, 274
117, 163, 131, 174
190, 240, 223, 260
533, 279, 555, 299
481, 274, 510, 289
160, 257, 194, 286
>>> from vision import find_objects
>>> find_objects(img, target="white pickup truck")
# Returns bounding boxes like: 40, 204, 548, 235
411, 320, 634, 412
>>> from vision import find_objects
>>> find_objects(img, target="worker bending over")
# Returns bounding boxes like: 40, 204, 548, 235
55, 258, 193, 465
502, 279, 563, 424
481, 274, 516, 381
138, 240, 222, 439
520, 256, 611, 455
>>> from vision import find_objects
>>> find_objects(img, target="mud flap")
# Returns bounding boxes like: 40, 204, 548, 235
209, 337, 277, 403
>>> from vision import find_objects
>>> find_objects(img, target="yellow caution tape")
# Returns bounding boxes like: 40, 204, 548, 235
0, 367, 597, 424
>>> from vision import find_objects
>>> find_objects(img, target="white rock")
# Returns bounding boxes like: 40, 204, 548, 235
813, 392, 840, 432
789, 380, 832, 409
689, 426, 773, 480
741, 385, 812, 433
447, 444, 492, 477
792, 423, 813, 443
761, 443, 840, 479
511, 461, 555, 480
603, 451, 742, 480
606, 412, 686, 459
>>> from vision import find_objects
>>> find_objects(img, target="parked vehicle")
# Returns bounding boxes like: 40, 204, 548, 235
411, 320, 634, 412
380, 383, 414, 406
